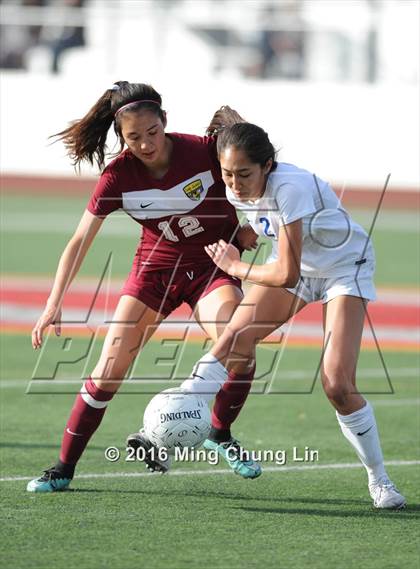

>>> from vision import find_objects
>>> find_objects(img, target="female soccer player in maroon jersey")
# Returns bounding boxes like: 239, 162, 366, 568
27, 82, 256, 492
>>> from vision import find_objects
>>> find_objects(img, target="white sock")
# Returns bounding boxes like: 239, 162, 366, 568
336, 401, 387, 486
180, 353, 228, 403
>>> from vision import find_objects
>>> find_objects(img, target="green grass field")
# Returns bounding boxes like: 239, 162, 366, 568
1, 192, 419, 569
1, 338, 419, 569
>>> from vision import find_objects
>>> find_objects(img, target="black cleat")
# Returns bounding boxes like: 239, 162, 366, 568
126, 429, 171, 473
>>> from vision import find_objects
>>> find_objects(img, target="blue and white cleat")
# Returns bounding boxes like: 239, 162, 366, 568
27, 467, 72, 493
204, 438, 262, 479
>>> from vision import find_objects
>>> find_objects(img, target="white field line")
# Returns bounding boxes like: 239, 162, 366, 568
1, 460, 419, 483
1, 367, 419, 389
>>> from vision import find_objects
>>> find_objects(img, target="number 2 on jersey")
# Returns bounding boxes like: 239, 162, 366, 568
259, 216, 275, 237
158, 216, 205, 242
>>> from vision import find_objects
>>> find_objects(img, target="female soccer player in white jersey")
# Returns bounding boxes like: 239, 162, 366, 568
26, 84, 257, 492
182, 108, 406, 509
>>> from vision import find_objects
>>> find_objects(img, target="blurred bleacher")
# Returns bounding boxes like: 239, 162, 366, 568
0, 0, 419, 193
1, 0, 419, 83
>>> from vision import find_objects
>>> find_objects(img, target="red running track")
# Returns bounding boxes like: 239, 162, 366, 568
1, 286, 419, 328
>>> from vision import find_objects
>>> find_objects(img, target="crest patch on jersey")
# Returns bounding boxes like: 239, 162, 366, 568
183, 179, 203, 201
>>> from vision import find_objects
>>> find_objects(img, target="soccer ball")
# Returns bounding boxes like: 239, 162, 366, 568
143, 389, 211, 455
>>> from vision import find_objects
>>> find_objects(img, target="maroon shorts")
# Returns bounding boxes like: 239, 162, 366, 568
121, 261, 242, 317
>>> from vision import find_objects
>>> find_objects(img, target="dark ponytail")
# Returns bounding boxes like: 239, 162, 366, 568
207, 106, 276, 171
52, 81, 165, 170
206, 105, 246, 136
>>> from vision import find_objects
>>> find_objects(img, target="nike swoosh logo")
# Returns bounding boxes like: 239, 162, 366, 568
191, 372, 207, 381
66, 428, 83, 436
140, 203, 153, 209
357, 426, 373, 436
229, 403, 243, 410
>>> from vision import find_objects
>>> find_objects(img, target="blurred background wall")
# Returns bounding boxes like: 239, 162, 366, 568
0, 0, 419, 190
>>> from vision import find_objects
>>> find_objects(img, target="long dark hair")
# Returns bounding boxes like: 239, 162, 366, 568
53, 82, 165, 170
207, 106, 277, 171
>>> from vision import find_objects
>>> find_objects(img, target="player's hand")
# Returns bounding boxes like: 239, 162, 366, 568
205, 239, 241, 275
236, 223, 258, 251
32, 304, 62, 349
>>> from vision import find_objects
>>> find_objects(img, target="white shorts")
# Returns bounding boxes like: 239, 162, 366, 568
286, 264, 376, 304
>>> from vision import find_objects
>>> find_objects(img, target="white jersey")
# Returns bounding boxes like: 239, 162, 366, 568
226, 162, 374, 278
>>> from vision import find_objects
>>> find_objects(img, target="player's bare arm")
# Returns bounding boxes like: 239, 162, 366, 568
205, 219, 302, 287
31, 210, 103, 349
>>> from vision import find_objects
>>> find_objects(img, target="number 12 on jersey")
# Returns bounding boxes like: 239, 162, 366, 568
158, 216, 204, 242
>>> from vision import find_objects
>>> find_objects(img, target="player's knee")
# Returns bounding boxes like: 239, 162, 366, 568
323, 381, 349, 407
215, 298, 241, 324
322, 371, 353, 407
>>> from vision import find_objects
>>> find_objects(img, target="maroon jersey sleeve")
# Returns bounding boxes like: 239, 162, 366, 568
86, 164, 122, 218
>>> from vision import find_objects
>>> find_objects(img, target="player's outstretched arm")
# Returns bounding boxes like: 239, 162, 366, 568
205, 219, 302, 288
31, 210, 104, 349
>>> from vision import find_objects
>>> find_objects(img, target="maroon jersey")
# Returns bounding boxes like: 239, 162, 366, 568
87, 133, 240, 270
